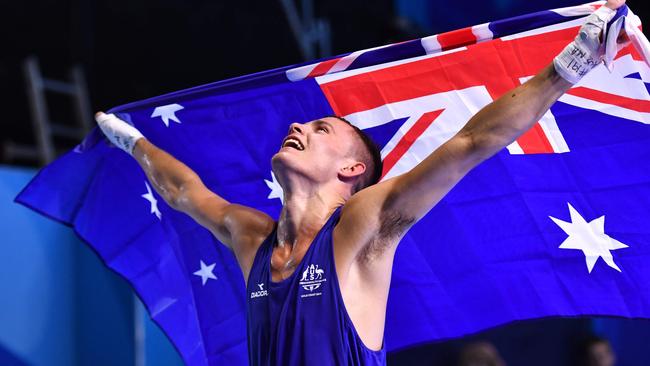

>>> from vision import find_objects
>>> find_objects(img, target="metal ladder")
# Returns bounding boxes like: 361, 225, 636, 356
279, 0, 331, 60
5, 56, 93, 165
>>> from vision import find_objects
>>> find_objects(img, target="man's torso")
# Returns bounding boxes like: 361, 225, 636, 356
245, 207, 388, 365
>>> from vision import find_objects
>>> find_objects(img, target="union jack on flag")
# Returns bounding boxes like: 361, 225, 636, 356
17, 1, 650, 365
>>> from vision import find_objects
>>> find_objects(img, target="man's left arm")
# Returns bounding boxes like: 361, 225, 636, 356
336, 0, 627, 264
339, 65, 570, 252
385, 63, 572, 221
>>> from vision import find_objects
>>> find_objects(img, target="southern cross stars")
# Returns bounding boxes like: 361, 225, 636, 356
550, 203, 628, 273
141, 182, 161, 220
193, 260, 217, 286
264, 171, 284, 203
151, 103, 184, 127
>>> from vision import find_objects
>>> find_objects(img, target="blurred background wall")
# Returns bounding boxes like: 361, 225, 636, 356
1, 0, 649, 365
0, 166, 182, 366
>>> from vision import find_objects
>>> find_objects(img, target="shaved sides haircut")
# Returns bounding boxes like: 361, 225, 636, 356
328, 116, 383, 193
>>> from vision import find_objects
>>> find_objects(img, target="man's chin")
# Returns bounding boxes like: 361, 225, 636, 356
271, 150, 286, 163
272, 150, 307, 176
271, 150, 293, 170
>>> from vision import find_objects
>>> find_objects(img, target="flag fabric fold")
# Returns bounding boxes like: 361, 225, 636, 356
16, 2, 650, 365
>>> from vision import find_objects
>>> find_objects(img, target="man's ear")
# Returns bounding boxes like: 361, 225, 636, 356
339, 161, 366, 180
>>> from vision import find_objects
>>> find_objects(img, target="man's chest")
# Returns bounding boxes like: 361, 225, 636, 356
269, 245, 310, 282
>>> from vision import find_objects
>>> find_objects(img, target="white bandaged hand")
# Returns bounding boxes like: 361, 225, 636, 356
95, 112, 144, 155
553, 5, 621, 84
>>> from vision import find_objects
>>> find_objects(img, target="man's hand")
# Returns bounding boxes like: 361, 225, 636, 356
95, 112, 144, 155
553, 0, 627, 83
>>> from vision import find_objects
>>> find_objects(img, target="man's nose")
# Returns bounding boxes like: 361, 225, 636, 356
289, 123, 304, 135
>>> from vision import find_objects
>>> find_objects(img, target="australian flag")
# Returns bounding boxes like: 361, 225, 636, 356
16, 2, 650, 365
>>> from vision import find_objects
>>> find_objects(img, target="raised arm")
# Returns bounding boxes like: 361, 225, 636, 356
337, 0, 626, 263
381, 63, 571, 221
95, 112, 274, 277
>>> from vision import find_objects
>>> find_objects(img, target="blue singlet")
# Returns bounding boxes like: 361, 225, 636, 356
246, 206, 386, 365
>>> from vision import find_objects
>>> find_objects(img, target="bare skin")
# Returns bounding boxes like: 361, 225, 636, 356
119, 0, 625, 352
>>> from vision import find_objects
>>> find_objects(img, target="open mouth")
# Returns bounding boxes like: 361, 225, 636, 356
282, 137, 305, 151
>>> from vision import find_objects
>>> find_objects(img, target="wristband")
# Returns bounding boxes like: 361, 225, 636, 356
553, 5, 619, 84
95, 112, 144, 155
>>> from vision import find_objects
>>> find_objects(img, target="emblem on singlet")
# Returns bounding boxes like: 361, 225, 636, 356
299, 264, 327, 298
250, 283, 268, 299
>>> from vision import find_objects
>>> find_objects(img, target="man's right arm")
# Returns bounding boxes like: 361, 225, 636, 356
95, 112, 274, 278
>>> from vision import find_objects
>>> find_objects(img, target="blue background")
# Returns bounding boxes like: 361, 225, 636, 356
0, 165, 181, 366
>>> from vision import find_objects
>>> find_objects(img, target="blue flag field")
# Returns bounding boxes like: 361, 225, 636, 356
16, 2, 650, 365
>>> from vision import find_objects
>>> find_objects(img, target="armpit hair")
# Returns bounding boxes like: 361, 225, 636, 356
358, 209, 415, 263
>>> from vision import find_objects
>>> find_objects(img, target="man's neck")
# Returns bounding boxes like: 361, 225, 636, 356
276, 187, 346, 254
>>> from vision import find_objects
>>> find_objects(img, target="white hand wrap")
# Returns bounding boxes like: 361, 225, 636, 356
553, 6, 618, 84
95, 112, 144, 155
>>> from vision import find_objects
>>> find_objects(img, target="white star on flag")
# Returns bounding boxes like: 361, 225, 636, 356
141, 182, 161, 220
264, 171, 284, 203
550, 203, 628, 273
193, 260, 217, 285
151, 103, 184, 127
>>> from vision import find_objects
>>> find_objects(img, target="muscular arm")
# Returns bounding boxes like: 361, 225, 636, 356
132, 139, 274, 249
385, 64, 571, 221
96, 113, 274, 278
338, 65, 570, 263
339, 0, 626, 266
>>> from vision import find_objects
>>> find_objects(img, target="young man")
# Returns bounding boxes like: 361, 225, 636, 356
96, 1, 628, 364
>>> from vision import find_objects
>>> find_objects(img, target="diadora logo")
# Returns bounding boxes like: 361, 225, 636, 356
250, 282, 268, 299
299, 264, 327, 298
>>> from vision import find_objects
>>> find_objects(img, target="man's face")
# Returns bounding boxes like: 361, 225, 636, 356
271, 117, 360, 188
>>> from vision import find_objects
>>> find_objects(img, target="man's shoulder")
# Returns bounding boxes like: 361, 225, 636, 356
338, 193, 414, 245
335, 198, 409, 268
226, 204, 276, 235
